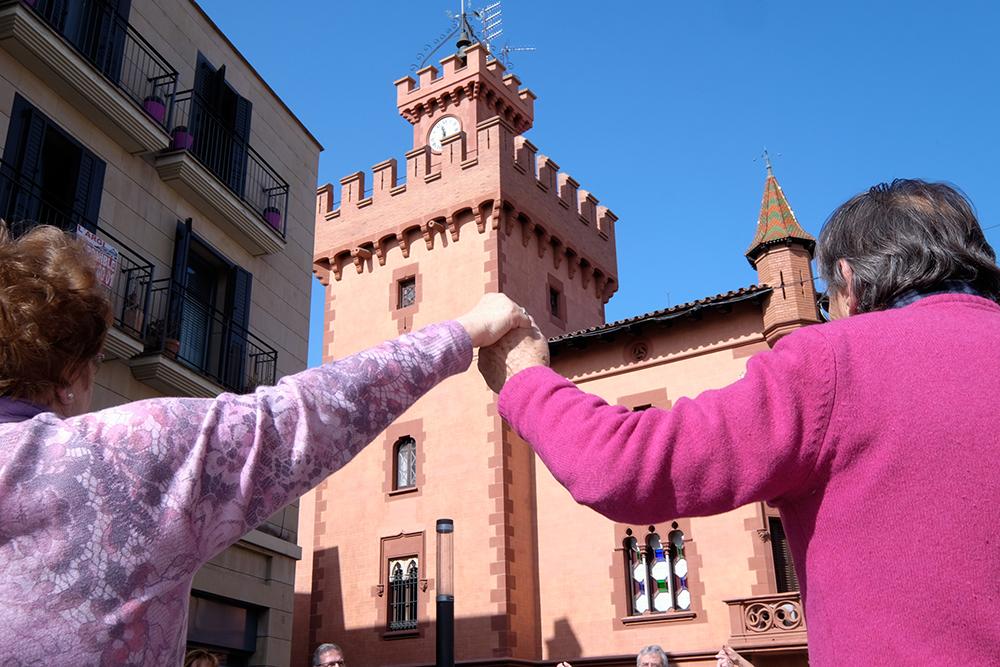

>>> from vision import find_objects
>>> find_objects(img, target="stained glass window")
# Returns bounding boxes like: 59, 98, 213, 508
624, 523, 692, 616
624, 533, 649, 615
395, 437, 416, 489
398, 277, 416, 309
388, 557, 418, 631
668, 527, 691, 611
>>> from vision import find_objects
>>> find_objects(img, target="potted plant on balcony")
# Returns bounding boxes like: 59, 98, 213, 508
263, 206, 282, 231
142, 94, 166, 125
170, 125, 194, 151
146, 318, 180, 359
122, 288, 144, 335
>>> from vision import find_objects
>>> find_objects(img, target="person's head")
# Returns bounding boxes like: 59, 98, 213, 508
636, 644, 668, 667
817, 179, 1000, 319
0, 223, 111, 416
312, 642, 344, 667
183, 649, 219, 667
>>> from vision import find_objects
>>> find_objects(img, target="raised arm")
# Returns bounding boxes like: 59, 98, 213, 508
495, 326, 836, 523
71, 294, 530, 559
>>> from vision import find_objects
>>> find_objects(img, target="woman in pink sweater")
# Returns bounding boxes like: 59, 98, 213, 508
0, 224, 528, 665
482, 180, 1000, 665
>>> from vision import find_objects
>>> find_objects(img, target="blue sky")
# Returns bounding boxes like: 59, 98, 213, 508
200, 1, 1000, 368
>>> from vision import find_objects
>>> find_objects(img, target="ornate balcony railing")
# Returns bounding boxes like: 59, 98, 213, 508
0, 159, 154, 342
724, 592, 807, 649
22, 0, 178, 130
167, 90, 289, 238
144, 278, 277, 394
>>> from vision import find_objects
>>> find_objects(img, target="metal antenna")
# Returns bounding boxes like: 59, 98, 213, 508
476, 1, 504, 55
499, 43, 536, 68
411, 1, 527, 71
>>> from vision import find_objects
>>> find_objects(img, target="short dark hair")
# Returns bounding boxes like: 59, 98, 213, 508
817, 179, 1000, 313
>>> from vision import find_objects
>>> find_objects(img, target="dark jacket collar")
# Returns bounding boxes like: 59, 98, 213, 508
0, 397, 48, 424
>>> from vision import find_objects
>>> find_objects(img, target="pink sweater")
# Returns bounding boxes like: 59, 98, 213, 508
498, 294, 1000, 665
0, 323, 471, 666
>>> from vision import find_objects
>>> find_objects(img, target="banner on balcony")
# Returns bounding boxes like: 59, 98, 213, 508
76, 225, 120, 292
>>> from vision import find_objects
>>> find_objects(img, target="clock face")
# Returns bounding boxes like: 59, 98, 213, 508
428, 116, 462, 153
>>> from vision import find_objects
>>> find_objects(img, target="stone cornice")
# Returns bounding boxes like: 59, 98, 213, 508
154, 151, 285, 257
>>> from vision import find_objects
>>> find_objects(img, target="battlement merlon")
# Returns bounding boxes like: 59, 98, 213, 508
313, 117, 618, 297
317, 118, 617, 238
395, 44, 536, 134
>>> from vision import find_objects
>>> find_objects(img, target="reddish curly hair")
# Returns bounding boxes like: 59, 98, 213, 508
0, 223, 111, 404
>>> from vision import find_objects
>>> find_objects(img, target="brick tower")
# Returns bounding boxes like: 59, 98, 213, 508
296, 43, 619, 665
745, 161, 819, 344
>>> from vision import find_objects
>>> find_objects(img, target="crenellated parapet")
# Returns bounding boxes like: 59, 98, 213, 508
313, 116, 618, 303
395, 44, 535, 136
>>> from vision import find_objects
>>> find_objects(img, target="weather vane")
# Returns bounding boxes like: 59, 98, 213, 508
409, 1, 535, 72
755, 147, 781, 174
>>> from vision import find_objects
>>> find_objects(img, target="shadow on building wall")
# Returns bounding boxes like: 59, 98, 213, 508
291, 547, 595, 667
545, 618, 583, 661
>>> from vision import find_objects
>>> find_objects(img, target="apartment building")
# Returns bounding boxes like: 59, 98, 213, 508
0, 1, 321, 665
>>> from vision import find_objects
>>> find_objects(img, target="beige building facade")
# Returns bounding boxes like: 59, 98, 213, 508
301, 43, 818, 667
0, 1, 320, 665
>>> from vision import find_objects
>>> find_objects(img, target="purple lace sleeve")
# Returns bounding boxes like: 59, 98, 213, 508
72, 320, 472, 559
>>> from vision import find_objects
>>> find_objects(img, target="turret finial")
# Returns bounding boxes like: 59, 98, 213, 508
761, 147, 774, 176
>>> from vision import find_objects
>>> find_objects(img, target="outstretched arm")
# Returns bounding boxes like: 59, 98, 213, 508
495, 327, 836, 523
73, 294, 530, 559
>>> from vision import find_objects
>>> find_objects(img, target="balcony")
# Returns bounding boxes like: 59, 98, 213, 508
724, 592, 808, 651
154, 90, 289, 256
130, 278, 277, 398
0, 0, 178, 154
0, 159, 154, 359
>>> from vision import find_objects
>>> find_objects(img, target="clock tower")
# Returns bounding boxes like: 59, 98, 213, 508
398, 45, 534, 164
297, 42, 619, 665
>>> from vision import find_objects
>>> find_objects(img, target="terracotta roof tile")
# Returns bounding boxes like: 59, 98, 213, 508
745, 167, 815, 264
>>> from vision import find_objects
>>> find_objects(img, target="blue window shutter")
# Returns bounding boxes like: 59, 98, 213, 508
226, 94, 252, 196
228, 265, 253, 331
8, 104, 46, 225
166, 218, 192, 341
73, 151, 105, 231
224, 265, 253, 391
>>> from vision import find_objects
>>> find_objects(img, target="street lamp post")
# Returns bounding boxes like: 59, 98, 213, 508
436, 518, 454, 667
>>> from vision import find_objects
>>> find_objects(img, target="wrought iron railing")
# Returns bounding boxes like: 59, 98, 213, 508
0, 159, 153, 341
22, 0, 178, 130
167, 90, 289, 237
145, 278, 277, 393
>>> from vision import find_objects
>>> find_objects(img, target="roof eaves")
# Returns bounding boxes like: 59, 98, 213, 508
550, 286, 773, 351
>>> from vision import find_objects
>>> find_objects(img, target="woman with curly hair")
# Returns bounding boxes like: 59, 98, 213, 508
0, 223, 531, 665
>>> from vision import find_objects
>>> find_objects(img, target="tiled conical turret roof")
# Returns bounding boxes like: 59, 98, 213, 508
745, 164, 815, 266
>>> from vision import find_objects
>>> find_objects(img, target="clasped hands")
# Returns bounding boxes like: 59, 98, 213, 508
456, 293, 550, 393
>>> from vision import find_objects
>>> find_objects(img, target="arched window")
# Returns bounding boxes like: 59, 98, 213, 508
624, 523, 692, 616
394, 437, 416, 490
388, 557, 419, 631
624, 533, 649, 614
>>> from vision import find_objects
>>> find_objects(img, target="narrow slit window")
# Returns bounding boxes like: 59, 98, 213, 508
549, 286, 561, 317
398, 277, 416, 309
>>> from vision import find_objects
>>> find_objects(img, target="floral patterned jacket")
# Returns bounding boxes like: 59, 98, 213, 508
0, 322, 471, 666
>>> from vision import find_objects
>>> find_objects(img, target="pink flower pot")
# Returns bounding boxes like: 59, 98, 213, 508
170, 126, 193, 151
263, 207, 282, 231
143, 97, 165, 125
